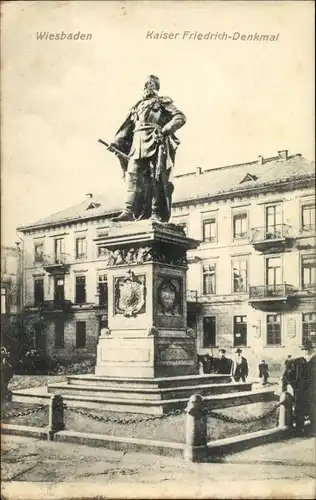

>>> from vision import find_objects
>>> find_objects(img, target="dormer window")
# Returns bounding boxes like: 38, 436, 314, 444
87, 202, 101, 210
240, 173, 258, 184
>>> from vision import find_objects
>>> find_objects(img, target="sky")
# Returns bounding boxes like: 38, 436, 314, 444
1, 0, 314, 246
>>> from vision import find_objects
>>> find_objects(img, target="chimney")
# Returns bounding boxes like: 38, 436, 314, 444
196, 166, 202, 176
85, 193, 93, 199
278, 150, 288, 160
258, 155, 265, 166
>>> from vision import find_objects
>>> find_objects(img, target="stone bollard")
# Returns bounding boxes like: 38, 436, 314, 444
47, 394, 65, 441
278, 391, 293, 428
184, 394, 207, 462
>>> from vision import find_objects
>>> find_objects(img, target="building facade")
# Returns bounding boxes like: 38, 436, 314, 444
17, 150, 315, 375
1, 245, 23, 349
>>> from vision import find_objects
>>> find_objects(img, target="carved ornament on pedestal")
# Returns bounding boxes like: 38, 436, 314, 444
114, 269, 146, 318
98, 245, 187, 267
157, 278, 182, 316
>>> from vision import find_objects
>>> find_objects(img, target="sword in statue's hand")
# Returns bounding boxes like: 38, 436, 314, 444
98, 138, 129, 179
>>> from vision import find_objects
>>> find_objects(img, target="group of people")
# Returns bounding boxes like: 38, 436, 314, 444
198, 347, 249, 382
199, 340, 315, 435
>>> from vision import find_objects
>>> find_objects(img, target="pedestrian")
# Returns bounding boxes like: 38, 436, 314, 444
233, 348, 249, 382
215, 349, 233, 375
1, 348, 13, 404
258, 360, 269, 385
283, 339, 316, 435
198, 352, 215, 374
281, 355, 295, 392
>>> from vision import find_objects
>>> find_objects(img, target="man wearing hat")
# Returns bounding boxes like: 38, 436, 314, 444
281, 339, 315, 434
110, 75, 186, 223
233, 348, 249, 383
215, 348, 233, 375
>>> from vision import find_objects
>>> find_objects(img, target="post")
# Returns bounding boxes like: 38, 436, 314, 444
184, 394, 207, 462
278, 391, 293, 428
47, 394, 64, 441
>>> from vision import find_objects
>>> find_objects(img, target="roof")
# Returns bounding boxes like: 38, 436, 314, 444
17, 151, 315, 231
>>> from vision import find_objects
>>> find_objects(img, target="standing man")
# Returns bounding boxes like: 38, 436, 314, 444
233, 348, 249, 382
1, 348, 13, 404
284, 339, 316, 435
215, 349, 233, 375
109, 75, 186, 223
258, 360, 269, 385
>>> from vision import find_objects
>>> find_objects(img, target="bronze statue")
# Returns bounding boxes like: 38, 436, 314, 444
99, 75, 186, 222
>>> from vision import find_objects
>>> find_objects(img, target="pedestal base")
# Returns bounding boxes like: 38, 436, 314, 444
95, 330, 198, 378
47, 373, 252, 414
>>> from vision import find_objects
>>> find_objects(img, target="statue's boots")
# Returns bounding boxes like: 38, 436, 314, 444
111, 173, 137, 222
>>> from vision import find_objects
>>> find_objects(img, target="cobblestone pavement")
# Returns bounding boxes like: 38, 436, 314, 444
1, 434, 315, 499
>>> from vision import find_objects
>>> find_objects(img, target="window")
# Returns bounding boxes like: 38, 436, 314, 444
34, 278, 44, 306
265, 204, 282, 238
203, 219, 217, 242
233, 213, 248, 239
98, 274, 108, 306
75, 276, 86, 304
1, 287, 7, 314
233, 316, 247, 346
266, 314, 281, 345
232, 258, 248, 292
54, 276, 65, 304
301, 255, 316, 290
203, 317, 216, 347
302, 313, 316, 345
301, 204, 315, 231
202, 264, 216, 295
76, 237, 87, 259
54, 238, 64, 263
34, 242, 44, 263
266, 257, 282, 286
76, 321, 86, 348
54, 318, 65, 348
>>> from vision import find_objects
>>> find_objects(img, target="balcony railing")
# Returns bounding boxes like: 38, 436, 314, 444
43, 253, 70, 266
249, 284, 296, 300
42, 253, 70, 273
41, 299, 72, 311
300, 223, 316, 234
301, 282, 316, 294
250, 224, 292, 243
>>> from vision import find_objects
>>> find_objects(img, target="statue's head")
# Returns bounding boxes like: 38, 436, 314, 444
143, 75, 160, 98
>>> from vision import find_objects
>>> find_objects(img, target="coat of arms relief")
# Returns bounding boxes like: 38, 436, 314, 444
114, 269, 146, 318
157, 278, 182, 316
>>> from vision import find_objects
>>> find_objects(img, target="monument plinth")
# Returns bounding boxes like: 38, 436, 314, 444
45, 220, 252, 414
95, 220, 200, 378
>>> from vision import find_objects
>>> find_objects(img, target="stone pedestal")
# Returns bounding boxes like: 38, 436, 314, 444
95, 220, 200, 378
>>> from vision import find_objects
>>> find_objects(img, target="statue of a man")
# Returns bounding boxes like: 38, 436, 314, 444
110, 75, 186, 222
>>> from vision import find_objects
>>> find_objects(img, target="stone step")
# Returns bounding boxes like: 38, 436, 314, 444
11, 386, 276, 415
65, 373, 233, 389
47, 381, 252, 401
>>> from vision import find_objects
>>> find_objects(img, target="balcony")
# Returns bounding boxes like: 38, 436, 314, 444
43, 253, 70, 274
249, 283, 298, 310
186, 289, 201, 313
297, 282, 316, 297
250, 224, 293, 252
41, 299, 73, 313
300, 223, 316, 235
